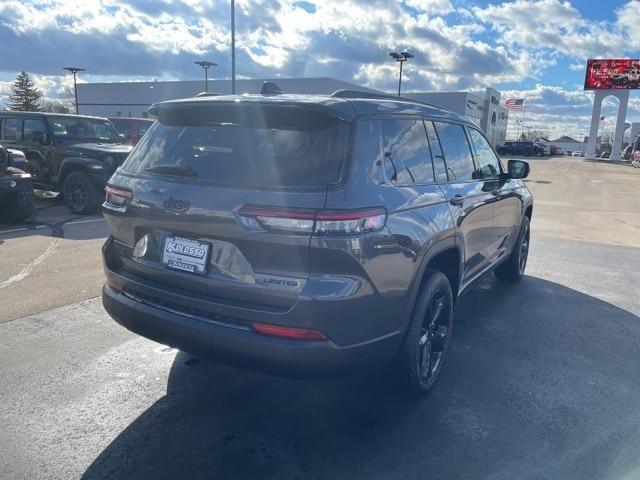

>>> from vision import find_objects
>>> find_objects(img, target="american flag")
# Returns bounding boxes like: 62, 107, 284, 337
505, 98, 525, 111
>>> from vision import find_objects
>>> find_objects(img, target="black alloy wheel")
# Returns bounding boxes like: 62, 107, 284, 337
417, 289, 451, 383
495, 216, 530, 283
395, 270, 454, 395
63, 171, 102, 214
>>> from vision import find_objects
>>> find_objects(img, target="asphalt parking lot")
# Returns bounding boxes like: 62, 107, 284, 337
1, 157, 639, 479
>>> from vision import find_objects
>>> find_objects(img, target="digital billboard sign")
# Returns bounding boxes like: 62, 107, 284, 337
584, 59, 640, 90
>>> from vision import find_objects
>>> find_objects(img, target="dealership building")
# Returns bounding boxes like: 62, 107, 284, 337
76, 77, 508, 145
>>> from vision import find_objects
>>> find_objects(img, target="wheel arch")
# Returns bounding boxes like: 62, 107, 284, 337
524, 203, 533, 219
58, 158, 100, 187
406, 236, 463, 325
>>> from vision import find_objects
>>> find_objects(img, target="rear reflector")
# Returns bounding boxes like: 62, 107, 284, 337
106, 279, 123, 294
251, 322, 328, 341
239, 205, 386, 235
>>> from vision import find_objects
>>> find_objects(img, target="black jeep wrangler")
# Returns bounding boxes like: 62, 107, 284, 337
0, 145, 35, 223
0, 112, 133, 214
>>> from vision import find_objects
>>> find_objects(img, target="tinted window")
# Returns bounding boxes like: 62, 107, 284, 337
123, 105, 349, 188
468, 128, 502, 179
434, 122, 475, 181
113, 122, 133, 136
138, 125, 150, 137
381, 118, 433, 185
352, 119, 384, 176
23, 118, 47, 142
49, 116, 119, 142
1, 118, 19, 140
424, 120, 448, 182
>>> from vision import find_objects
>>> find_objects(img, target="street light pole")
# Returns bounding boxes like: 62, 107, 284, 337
194, 61, 217, 92
389, 52, 414, 96
63, 67, 85, 114
231, 0, 236, 94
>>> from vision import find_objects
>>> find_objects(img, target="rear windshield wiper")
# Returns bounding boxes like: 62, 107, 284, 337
144, 165, 198, 177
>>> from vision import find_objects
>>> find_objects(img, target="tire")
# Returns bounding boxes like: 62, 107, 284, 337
0, 169, 35, 223
394, 270, 454, 395
495, 216, 530, 283
63, 171, 102, 214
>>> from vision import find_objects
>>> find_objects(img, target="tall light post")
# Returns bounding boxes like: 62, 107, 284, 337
231, 0, 236, 94
194, 60, 217, 92
63, 67, 85, 114
389, 52, 413, 96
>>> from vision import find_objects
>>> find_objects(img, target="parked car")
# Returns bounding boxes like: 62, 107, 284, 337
549, 144, 562, 155
496, 141, 545, 157
572, 151, 584, 157
0, 112, 133, 214
631, 136, 640, 163
0, 145, 34, 223
101, 90, 533, 394
109, 118, 154, 146
534, 143, 551, 156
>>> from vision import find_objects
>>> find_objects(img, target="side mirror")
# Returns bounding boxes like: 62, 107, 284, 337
508, 159, 529, 179
119, 133, 126, 141
31, 130, 49, 145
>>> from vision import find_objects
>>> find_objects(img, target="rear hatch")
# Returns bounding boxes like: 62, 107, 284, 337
104, 100, 351, 311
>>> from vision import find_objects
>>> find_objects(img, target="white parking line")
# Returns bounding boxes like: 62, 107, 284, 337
0, 217, 105, 235
0, 238, 60, 289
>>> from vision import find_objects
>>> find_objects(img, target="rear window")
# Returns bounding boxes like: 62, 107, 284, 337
121, 105, 349, 189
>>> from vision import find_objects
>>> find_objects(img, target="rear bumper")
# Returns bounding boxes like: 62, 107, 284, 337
102, 283, 401, 378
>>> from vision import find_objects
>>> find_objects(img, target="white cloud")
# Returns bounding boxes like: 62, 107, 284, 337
404, 0, 454, 15
0, 0, 638, 139
475, 0, 630, 59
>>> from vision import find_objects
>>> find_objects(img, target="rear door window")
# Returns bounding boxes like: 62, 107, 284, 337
381, 118, 433, 185
424, 120, 448, 182
123, 105, 349, 189
433, 122, 476, 181
467, 128, 502, 179
22, 118, 47, 142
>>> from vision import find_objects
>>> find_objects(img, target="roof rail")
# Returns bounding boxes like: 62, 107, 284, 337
331, 89, 400, 101
330, 89, 440, 109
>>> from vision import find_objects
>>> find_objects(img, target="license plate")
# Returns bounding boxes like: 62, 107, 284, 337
162, 236, 210, 275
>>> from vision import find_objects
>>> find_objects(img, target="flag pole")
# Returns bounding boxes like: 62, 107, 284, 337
521, 97, 526, 140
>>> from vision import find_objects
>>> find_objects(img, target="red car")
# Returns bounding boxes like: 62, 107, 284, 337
109, 118, 154, 145
549, 145, 562, 155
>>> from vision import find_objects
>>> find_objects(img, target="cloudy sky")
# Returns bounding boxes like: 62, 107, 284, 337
0, 0, 639, 139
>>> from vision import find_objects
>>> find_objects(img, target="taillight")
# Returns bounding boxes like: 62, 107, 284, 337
104, 185, 132, 210
239, 206, 315, 233
315, 208, 387, 234
251, 322, 328, 341
238, 205, 386, 235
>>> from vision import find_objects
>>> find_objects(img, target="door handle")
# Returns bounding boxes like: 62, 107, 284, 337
450, 194, 464, 206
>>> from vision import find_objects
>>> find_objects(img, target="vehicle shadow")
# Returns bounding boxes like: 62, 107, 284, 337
82, 276, 640, 480
0, 197, 107, 241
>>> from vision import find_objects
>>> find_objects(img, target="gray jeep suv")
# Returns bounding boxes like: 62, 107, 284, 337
101, 91, 533, 394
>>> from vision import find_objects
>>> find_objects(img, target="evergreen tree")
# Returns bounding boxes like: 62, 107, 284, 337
8, 71, 43, 112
